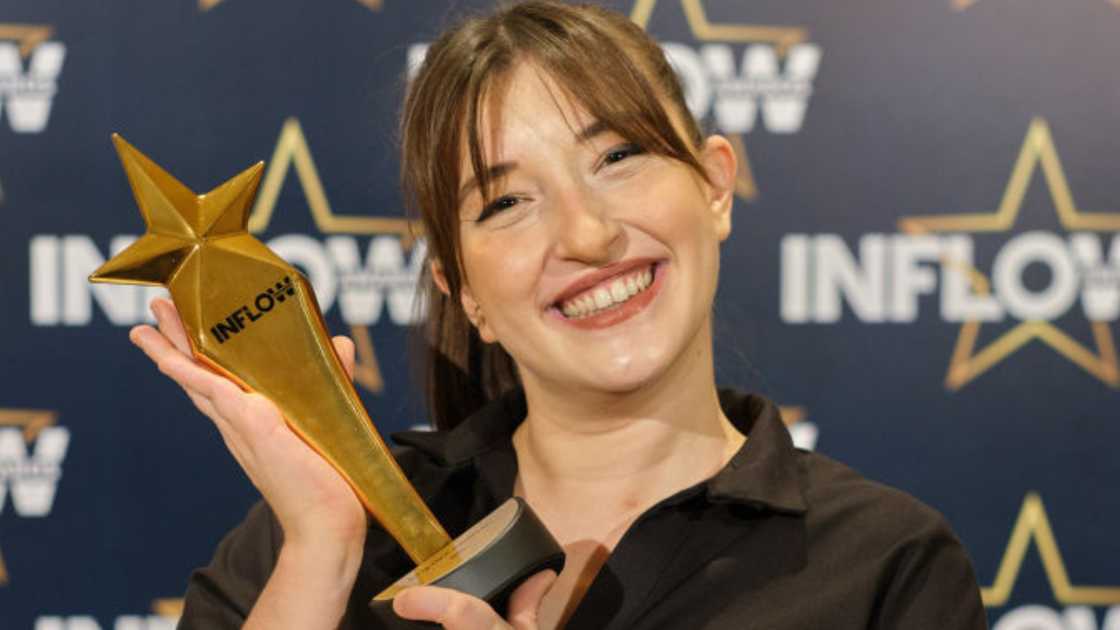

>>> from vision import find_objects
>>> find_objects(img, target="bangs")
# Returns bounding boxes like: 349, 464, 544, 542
461, 5, 707, 209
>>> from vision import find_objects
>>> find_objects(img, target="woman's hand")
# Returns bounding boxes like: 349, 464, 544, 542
133, 297, 369, 628
393, 570, 559, 630
130, 297, 367, 566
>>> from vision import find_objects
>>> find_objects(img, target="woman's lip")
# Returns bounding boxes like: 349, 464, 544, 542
548, 262, 665, 330
547, 257, 663, 308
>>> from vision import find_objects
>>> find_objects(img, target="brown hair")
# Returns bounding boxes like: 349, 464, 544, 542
401, 1, 709, 430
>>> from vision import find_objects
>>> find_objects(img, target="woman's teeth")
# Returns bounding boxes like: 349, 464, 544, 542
559, 266, 654, 319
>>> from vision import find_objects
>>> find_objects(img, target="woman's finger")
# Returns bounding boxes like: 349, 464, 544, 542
393, 585, 510, 630
132, 322, 290, 462
150, 297, 193, 356
146, 298, 275, 439
184, 388, 219, 420
127, 320, 219, 421
332, 335, 356, 380
507, 570, 557, 630
129, 324, 256, 465
130, 325, 243, 407
130, 325, 245, 439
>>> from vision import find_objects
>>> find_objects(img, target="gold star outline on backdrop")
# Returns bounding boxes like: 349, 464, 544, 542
777, 405, 806, 426
898, 118, 1120, 390
630, 0, 806, 52
631, 0, 811, 202
152, 598, 185, 618
0, 23, 54, 58
0, 408, 57, 442
247, 118, 425, 394
0, 408, 59, 586
248, 118, 416, 243
200, 0, 383, 11
89, 135, 264, 288
953, 0, 1120, 11
982, 493, 1120, 607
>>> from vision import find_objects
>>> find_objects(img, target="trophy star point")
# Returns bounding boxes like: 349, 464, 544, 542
112, 134, 203, 240
99, 136, 271, 288
88, 233, 197, 287
197, 160, 265, 238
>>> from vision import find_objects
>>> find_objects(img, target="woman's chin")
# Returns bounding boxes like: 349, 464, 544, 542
568, 353, 674, 396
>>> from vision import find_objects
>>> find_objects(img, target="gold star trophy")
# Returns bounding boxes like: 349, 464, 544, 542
89, 135, 563, 618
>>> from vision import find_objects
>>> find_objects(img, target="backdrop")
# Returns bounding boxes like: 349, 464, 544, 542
1, 1, 1117, 628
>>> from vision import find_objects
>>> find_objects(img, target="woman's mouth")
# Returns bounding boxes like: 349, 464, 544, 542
550, 262, 664, 328
558, 264, 654, 319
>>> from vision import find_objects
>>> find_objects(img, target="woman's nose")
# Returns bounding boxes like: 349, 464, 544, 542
551, 186, 623, 263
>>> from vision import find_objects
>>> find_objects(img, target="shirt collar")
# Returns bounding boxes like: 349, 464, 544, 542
707, 389, 807, 514
391, 387, 807, 515
392, 388, 528, 467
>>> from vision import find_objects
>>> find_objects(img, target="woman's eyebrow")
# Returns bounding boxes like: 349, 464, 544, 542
577, 120, 609, 141
458, 122, 610, 197
460, 163, 516, 197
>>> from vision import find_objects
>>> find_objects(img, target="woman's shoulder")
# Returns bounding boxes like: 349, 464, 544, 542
785, 451, 986, 627
794, 449, 965, 558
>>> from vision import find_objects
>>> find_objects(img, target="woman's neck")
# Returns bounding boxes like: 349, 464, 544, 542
508, 329, 745, 628
514, 386, 734, 481
511, 331, 745, 545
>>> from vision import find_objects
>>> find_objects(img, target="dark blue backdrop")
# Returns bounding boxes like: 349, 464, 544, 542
1, 1, 1117, 628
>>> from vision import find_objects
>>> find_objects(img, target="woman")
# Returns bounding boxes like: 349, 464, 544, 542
132, 2, 987, 629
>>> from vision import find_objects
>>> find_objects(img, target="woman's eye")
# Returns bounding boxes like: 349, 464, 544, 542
477, 195, 519, 222
601, 143, 646, 167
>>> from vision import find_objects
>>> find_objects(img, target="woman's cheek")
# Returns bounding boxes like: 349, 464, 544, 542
464, 237, 536, 301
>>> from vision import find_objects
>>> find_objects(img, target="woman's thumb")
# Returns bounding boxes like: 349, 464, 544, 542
507, 569, 558, 629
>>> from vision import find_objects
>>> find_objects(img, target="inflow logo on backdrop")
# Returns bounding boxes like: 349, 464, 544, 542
0, 408, 70, 586
781, 118, 1120, 389
0, 23, 65, 133
36, 598, 181, 630
632, 0, 821, 201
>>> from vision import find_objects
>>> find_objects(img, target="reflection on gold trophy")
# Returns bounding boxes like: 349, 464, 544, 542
90, 136, 563, 611
88, 135, 451, 566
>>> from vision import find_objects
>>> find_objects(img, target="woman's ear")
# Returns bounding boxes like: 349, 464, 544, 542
701, 135, 736, 241
434, 260, 497, 343
458, 285, 497, 344
430, 260, 451, 296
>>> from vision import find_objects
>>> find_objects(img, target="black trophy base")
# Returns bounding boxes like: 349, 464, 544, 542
368, 497, 565, 626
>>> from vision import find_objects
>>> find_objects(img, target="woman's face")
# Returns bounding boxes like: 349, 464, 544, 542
453, 62, 735, 398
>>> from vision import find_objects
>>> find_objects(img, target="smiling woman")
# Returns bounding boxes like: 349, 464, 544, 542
426, 62, 734, 416
404, 1, 716, 431
128, 2, 988, 630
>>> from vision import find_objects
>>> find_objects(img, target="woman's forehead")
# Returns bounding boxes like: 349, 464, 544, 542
455, 57, 699, 194
458, 71, 608, 199
469, 63, 599, 158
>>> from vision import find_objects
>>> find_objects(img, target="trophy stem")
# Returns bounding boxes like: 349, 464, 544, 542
189, 271, 454, 565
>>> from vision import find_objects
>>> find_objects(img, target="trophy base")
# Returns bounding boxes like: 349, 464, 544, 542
368, 497, 565, 624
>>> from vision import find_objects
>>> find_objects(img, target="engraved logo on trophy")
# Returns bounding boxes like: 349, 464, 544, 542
209, 276, 296, 344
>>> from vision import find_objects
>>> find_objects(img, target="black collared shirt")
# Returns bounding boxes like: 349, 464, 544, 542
180, 389, 987, 629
